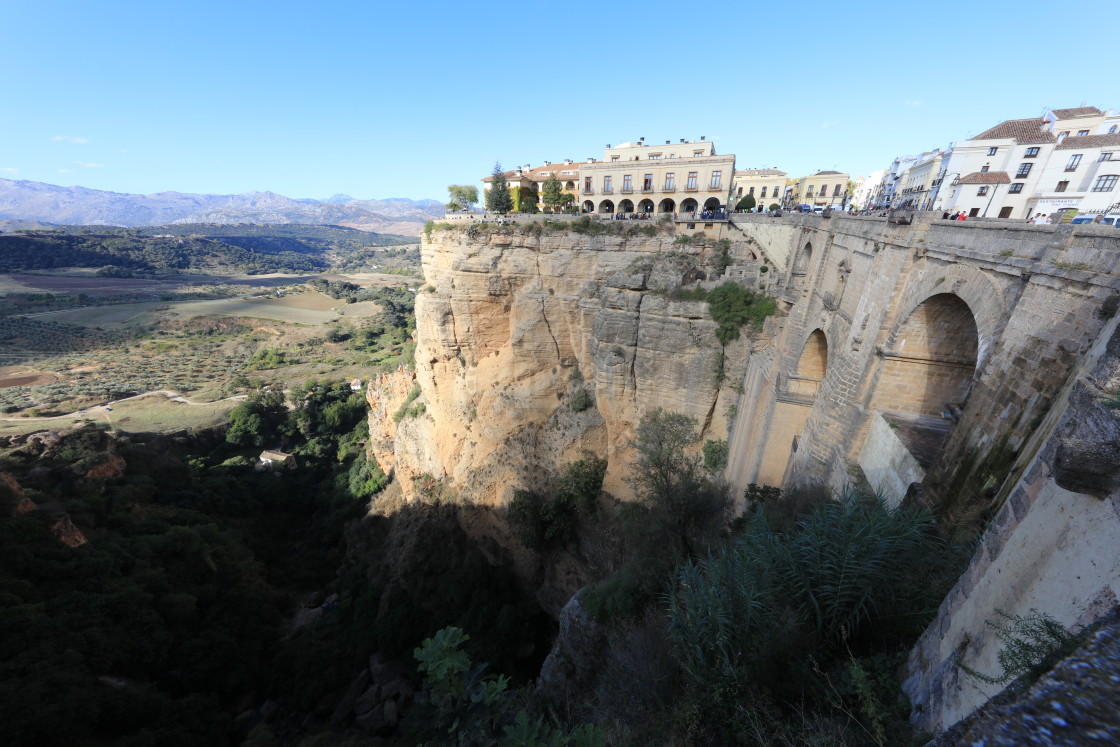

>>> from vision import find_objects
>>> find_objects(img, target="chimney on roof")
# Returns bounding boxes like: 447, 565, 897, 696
564, 159, 572, 165
544, 161, 550, 165
639, 137, 645, 143
606, 144, 611, 149
665, 140, 670, 145
701, 135, 706, 141
680, 139, 685, 143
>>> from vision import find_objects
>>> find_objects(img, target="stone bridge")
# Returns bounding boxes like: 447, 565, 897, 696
723, 211, 1120, 732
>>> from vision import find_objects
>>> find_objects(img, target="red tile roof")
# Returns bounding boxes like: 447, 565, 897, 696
971, 118, 1056, 145
1050, 107, 1103, 120
481, 161, 579, 183
1055, 134, 1120, 150
958, 171, 1011, 185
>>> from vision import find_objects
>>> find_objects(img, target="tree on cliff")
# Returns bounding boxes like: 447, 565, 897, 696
446, 185, 478, 212
485, 163, 513, 213
542, 172, 565, 213
629, 408, 728, 558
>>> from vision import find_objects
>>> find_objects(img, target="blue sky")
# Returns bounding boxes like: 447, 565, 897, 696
1, 0, 1113, 202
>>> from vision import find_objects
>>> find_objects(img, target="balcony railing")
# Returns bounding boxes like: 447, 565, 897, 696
601, 187, 613, 194
662, 186, 675, 192
641, 186, 654, 193
620, 187, 633, 194
685, 185, 698, 191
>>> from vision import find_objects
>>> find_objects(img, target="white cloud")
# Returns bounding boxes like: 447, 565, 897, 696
0, 167, 18, 173
905, 99, 923, 107
52, 135, 90, 144
75, 161, 104, 168
56, 168, 74, 173
819, 121, 838, 129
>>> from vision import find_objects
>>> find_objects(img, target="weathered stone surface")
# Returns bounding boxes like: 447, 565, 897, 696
378, 225, 757, 507
536, 592, 608, 713
927, 615, 1120, 746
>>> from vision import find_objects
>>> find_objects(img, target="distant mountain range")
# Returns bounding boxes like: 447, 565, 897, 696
0, 179, 446, 237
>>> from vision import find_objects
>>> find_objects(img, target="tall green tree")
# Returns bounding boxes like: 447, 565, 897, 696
486, 163, 513, 213
736, 194, 756, 212
542, 172, 565, 213
629, 408, 728, 558
446, 184, 478, 212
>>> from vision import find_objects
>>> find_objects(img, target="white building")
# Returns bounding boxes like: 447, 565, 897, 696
875, 155, 919, 209
851, 170, 886, 211
934, 106, 1119, 219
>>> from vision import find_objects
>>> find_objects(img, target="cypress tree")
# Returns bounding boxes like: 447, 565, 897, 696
486, 162, 513, 213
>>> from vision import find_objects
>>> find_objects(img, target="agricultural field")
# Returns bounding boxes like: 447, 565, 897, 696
0, 265, 419, 435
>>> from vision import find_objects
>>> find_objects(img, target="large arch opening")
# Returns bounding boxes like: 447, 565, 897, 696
598, 199, 615, 214
875, 293, 978, 416
638, 199, 654, 213
861, 293, 979, 505
756, 328, 830, 486
680, 198, 698, 213
703, 197, 721, 211
658, 198, 676, 213
582, 200, 594, 213
619, 199, 635, 214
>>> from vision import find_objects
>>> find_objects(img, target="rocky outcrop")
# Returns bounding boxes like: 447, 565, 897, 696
48, 514, 88, 547
364, 365, 416, 484
536, 593, 608, 712
927, 613, 1120, 746
381, 224, 763, 508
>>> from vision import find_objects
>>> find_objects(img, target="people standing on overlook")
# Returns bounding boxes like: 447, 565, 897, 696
956, 212, 966, 221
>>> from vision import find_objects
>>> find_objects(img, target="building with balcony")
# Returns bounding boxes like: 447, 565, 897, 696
788, 170, 851, 208
851, 170, 886, 211
732, 168, 787, 210
924, 106, 1118, 219
577, 138, 735, 215
894, 150, 945, 210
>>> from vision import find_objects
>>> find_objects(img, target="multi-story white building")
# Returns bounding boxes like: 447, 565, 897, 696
874, 155, 919, 209
732, 168, 787, 210
931, 106, 1119, 219
578, 138, 735, 215
894, 150, 945, 210
851, 170, 886, 211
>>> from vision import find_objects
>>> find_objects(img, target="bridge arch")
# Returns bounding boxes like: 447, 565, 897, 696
874, 293, 979, 417
889, 264, 1003, 374
797, 328, 829, 381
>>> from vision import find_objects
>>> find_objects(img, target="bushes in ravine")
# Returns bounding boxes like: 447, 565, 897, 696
408, 626, 605, 746
506, 456, 607, 550
657, 490, 965, 743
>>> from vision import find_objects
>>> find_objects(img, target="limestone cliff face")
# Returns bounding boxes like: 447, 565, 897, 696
384, 224, 759, 506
